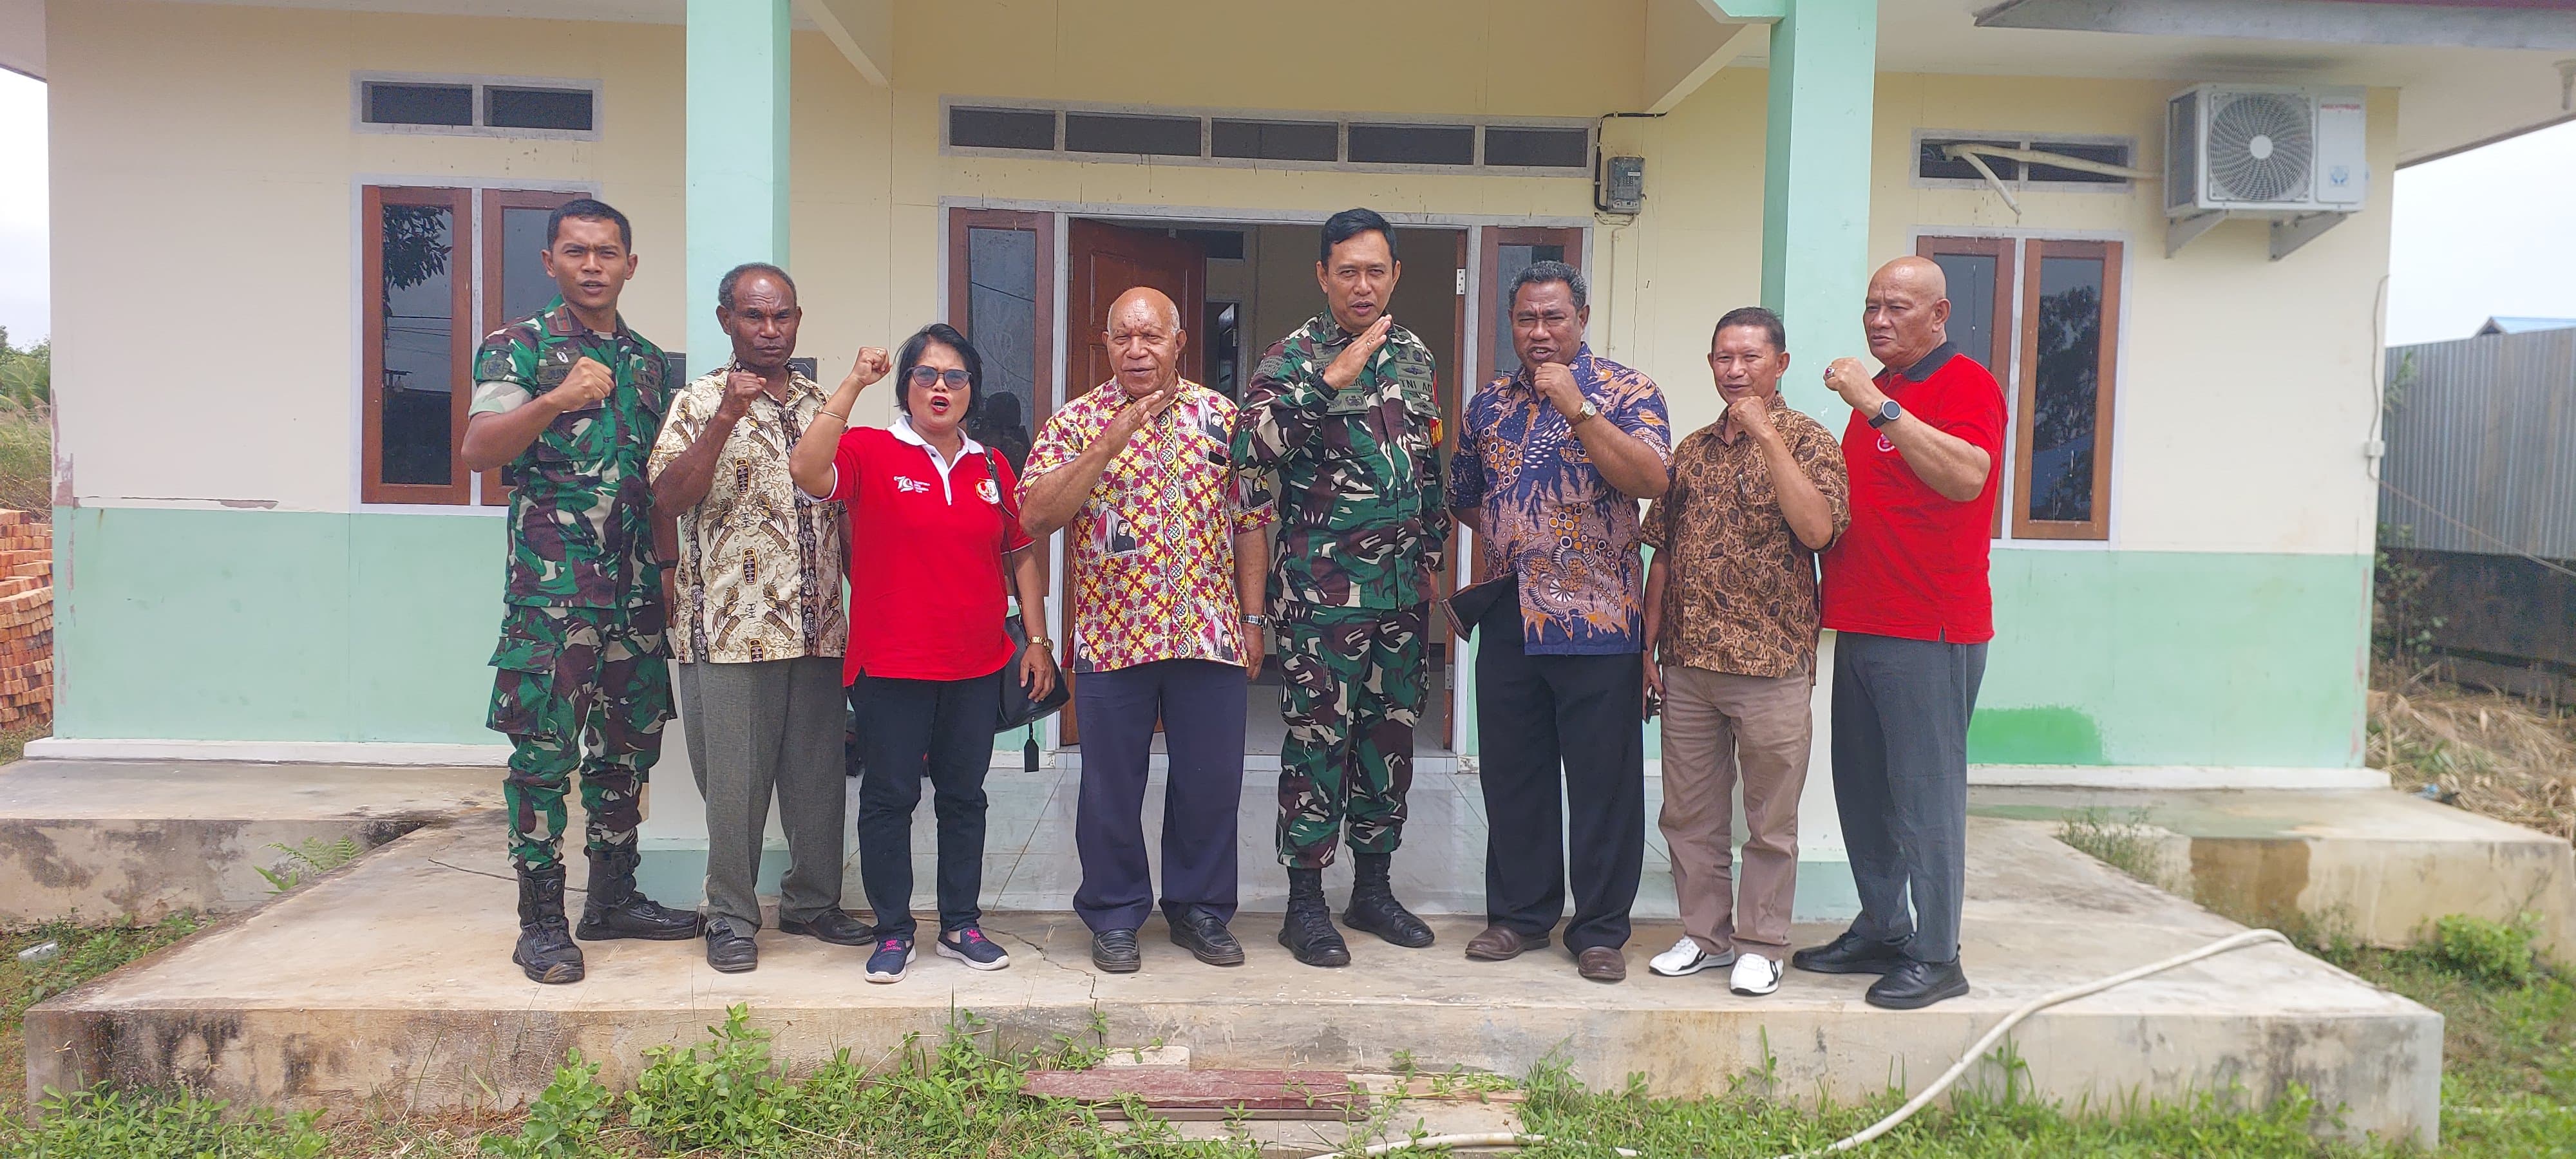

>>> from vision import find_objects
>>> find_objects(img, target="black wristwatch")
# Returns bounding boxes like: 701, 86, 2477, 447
1866, 399, 1902, 429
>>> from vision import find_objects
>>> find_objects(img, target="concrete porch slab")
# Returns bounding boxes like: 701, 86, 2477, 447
26, 814, 2440, 1147
0, 759, 497, 923
1974, 786, 2576, 958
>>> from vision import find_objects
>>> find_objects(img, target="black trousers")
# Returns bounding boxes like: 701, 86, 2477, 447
1072, 659, 1247, 933
850, 668, 1004, 939
1473, 594, 1646, 952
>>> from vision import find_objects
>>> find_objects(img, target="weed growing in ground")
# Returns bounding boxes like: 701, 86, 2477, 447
256, 836, 366, 894
476, 1051, 618, 1159
0, 1085, 328, 1159
2422, 912, 2546, 986
623, 1004, 793, 1152
2055, 807, 2172, 887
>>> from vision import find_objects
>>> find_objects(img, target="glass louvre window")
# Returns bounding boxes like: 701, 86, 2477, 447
1210, 118, 1338, 162
950, 106, 1057, 151
365, 82, 473, 127
1347, 123, 1474, 165
486, 86, 594, 131
1483, 126, 1587, 169
1064, 113, 1200, 157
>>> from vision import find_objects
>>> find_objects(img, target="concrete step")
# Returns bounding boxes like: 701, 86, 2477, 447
25, 815, 2439, 1148
1975, 787, 2576, 958
0, 759, 497, 923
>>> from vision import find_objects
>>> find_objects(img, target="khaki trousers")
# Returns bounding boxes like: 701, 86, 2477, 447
1657, 664, 1813, 954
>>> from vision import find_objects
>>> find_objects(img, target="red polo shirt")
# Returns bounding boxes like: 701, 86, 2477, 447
831, 420, 1034, 684
1821, 342, 2008, 644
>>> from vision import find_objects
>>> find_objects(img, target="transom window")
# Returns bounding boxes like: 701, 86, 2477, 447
357, 75, 600, 138
945, 100, 1591, 174
1919, 235, 2124, 542
1912, 131, 2136, 191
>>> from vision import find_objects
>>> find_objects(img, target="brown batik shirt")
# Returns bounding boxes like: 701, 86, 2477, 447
1641, 395, 1852, 678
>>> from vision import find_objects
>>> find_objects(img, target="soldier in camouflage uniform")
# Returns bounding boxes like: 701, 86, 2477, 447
1233, 208, 1450, 968
458, 198, 700, 985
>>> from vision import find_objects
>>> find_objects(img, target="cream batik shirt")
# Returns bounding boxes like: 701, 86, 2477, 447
647, 369, 849, 664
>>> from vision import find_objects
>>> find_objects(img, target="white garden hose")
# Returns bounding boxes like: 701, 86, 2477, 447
1312, 928, 2296, 1158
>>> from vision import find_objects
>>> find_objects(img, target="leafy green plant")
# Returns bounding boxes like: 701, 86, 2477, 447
624, 1004, 793, 1153
1, 1085, 327, 1158
256, 836, 365, 894
2055, 807, 2172, 889
479, 1051, 620, 1158
2422, 913, 2546, 986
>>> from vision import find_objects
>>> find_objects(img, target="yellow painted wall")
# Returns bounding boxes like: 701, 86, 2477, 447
50, 0, 2388, 559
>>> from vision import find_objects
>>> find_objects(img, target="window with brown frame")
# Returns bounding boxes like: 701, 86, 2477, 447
363, 185, 586, 505
1915, 235, 2121, 542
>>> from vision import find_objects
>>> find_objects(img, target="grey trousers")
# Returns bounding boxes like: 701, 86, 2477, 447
677, 657, 848, 929
1830, 632, 1986, 965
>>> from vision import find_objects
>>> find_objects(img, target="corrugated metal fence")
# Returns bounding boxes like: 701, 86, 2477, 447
2379, 327, 2576, 561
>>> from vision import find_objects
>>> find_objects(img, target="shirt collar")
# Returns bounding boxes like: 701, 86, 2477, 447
539, 295, 632, 343
1887, 340, 1960, 383
891, 414, 987, 456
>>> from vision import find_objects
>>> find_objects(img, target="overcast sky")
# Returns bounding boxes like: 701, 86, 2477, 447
0, 70, 2569, 348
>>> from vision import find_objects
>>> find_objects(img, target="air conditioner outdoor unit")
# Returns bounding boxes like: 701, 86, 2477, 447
2164, 84, 2367, 259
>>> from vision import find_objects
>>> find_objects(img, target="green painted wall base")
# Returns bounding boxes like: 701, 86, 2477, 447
56, 508, 2369, 773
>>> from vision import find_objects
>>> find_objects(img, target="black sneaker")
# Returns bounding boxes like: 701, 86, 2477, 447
1091, 928, 1142, 974
1790, 930, 1911, 975
864, 935, 914, 984
937, 927, 1011, 971
1866, 957, 1971, 1010
1170, 911, 1246, 967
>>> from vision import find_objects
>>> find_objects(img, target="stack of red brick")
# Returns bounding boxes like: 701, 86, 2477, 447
0, 511, 50, 728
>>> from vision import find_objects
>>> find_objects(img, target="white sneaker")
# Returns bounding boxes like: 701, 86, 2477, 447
1649, 936, 1736, 977
1730, 952, 1783, 995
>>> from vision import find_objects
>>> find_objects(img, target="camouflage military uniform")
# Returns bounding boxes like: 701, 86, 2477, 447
469, 297, 676, 872
1235, 312, 1450, 869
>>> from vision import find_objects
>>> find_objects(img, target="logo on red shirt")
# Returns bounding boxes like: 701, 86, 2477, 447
895, 476, 931, 495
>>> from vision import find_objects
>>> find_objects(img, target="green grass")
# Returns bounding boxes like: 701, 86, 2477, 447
1, 914, 203, 1109
2325, 939, 2576, 1156
0, 406, 46, 518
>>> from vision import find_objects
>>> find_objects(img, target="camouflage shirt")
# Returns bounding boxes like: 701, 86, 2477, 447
469, 297, 673, 608
1235, 312, 1451, 612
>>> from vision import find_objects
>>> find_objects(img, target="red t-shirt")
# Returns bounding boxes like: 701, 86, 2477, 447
831, 424, 1034, 684
1821, 343, 2008, 644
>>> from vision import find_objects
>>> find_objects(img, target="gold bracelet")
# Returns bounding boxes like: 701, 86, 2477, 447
818, 410, 849, 424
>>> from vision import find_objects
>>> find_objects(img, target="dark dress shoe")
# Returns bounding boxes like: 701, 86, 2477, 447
1577, 946, 1628, 983
779, 910, 877, 947
1091, 928, 1142, 974
1866, 957, 1970, 1010
1790, 930, 1911, 975
704, 916, 759, 974
1464, 925, 1549, 961
1172, 911, 1248, 966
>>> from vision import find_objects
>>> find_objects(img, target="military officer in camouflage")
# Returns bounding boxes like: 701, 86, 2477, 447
459, 198, 701, 984
1235, 207, 1450, 968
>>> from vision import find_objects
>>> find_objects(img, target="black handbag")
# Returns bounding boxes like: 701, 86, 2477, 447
981, 450, 1070, 735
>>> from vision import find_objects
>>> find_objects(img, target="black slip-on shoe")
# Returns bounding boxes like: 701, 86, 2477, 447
779, 910, 878, 947
1172, 911, 1247, 967
1091, 928, 1142, 974
703, 916, 759, 974
1789, 930, 1911, 975
1864, 957, 1970, 1010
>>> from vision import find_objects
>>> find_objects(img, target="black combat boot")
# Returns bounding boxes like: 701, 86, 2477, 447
575, 846, 703, 941
1278, 867, 1350, 968
1342, 851, 1434, 948
513, 863, 586, 985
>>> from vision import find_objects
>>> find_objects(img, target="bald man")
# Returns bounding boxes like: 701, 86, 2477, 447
1020, 288, 1276, 974
1790, 257, 2005, 1010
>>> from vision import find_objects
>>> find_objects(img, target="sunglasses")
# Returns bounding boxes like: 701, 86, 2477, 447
907, 366, 973, 389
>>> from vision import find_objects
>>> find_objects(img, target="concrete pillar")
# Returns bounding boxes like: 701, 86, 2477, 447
1759, 0, 1879, 419
685, 0, 791, 375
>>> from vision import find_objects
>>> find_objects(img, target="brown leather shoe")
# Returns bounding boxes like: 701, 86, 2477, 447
1577, 946, 1627, 983
1464, 925, 1548, 961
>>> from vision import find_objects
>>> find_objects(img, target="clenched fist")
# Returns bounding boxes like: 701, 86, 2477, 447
1824, 357, 1885, 413
714, 369, 769, 422
542, 355, 616, 413
843, 346, 893, 391
1725, 391, 1779, 445
1532, 361, 1586, 424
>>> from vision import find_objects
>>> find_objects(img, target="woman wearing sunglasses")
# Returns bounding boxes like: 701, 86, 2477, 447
790, 323, 1058, 983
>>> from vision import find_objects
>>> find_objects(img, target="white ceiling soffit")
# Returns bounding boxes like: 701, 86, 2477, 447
1975, 0, 2576, 52
0, 0, 42, 81
1645, 0, 1770, 112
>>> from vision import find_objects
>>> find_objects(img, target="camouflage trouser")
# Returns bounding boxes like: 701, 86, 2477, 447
487, 602, 673, 872
1276, 603, 1427, 868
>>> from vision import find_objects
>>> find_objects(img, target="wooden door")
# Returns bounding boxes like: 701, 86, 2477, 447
1057, 220, 1208, 744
